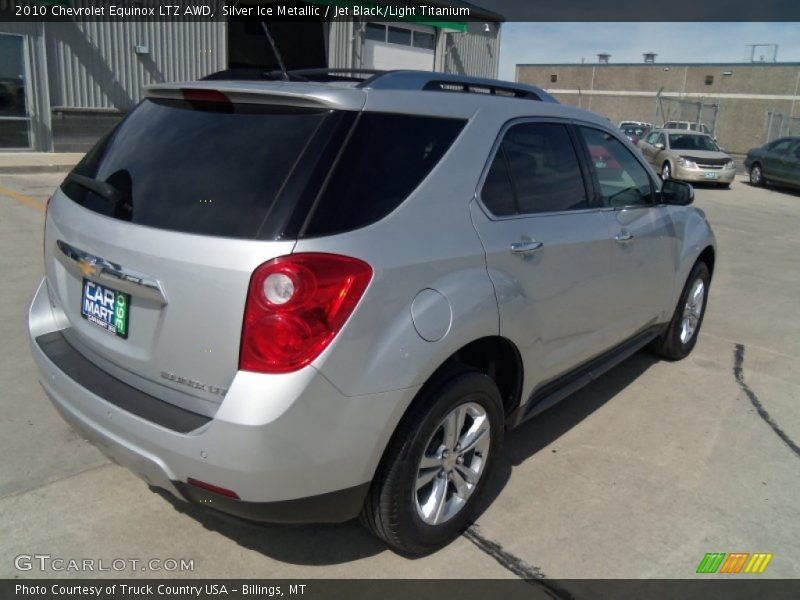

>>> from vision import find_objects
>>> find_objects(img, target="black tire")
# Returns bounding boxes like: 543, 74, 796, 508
360, 369, 504, 554
749, 163, 765, 187
718, 182, 731, 189
649, 261, 710, 361
661, 161, 672, 180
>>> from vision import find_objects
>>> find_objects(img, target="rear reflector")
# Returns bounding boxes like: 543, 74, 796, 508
187, 477, 240, 499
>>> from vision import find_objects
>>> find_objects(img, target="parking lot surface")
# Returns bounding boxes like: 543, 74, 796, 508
1, 172, 798, 581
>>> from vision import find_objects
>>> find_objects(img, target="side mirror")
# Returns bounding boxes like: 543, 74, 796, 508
660, 180, 694, 205
655, 142, 665, 150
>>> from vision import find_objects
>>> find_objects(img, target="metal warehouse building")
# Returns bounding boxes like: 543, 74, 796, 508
516, 61, 800, 154
0, 0, 502, 151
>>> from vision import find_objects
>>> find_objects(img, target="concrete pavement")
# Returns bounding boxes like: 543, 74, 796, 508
0, 153, 82, 174
0, 173, 798, 582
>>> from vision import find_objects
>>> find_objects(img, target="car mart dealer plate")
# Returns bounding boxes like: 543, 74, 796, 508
81, 278, 130, 339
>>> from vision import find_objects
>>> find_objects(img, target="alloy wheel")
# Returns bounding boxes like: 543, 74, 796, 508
750, 165, 762, 185
414, 402, 491, 526
680, 278, 705, 344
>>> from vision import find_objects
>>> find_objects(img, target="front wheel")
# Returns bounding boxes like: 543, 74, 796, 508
649, 261, 710, 360
749, 163, 765, 187
360, 370, 504, 554
661, 162, 672, 180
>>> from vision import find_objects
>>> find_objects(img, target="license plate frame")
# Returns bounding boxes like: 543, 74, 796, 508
81, 278, 131, 339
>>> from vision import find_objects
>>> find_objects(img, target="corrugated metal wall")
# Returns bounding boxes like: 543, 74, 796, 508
329, 21, 500, 79
440, 22, 500, 79
328, 21, 355, 72
45, 20, 226, 110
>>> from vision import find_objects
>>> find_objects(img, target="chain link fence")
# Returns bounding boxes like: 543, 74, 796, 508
763, 111, 800, 144
654, 92, 720, 136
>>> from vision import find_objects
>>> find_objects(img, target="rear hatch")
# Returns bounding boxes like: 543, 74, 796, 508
44, 85, 360, 416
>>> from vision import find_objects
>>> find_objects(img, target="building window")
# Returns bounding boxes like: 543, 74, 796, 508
705, 75, 714, 85
365, 23, 386, 42
387, 26, 412, 46
550, 74, 558, 83
413, 31, 435, 50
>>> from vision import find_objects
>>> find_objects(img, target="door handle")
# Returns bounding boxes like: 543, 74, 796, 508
510, 240, 544, 255
614, 232, 634, 243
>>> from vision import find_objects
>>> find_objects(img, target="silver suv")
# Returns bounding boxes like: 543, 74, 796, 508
28, 70, 716, 554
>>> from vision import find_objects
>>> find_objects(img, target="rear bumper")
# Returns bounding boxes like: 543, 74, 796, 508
29, 277, 417, 523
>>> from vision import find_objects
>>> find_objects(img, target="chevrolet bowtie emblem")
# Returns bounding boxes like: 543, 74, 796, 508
78, 259, 100, 278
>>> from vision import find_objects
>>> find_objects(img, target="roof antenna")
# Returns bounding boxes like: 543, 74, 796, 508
260, 21, 289, 81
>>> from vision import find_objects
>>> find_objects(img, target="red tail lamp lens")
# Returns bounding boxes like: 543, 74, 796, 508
181, 88, 231, 104
239, 253, 372, 373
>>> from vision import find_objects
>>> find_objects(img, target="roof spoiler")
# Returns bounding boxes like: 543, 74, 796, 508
144, 82, 366, 111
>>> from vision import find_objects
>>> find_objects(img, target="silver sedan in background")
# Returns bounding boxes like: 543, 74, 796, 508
639, 128, 736, 187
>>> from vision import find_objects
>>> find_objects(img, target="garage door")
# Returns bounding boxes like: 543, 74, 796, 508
362, 23, 435, 71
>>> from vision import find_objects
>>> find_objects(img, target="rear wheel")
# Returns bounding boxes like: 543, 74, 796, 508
661, 162, 672, 180
360, 369, 503, 554
649, 261, 710, 360
749, 163, 765, 187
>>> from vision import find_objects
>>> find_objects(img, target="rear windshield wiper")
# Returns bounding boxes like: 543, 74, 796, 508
66, 173, 122, 205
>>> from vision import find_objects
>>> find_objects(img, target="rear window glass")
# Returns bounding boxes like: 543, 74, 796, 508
62, 98, 330, 239
302, 113, 465, 237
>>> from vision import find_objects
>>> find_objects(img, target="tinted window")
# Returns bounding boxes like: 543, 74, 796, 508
668, 134, 719, 151
579, 127, 654, 207
388, 26, 412, 45
769, 138, 794, 154
303, 113, 465, 236
501, 123, 589, 214
481, 150, 516, 217
413, 31, 435, 50
365, 23, 385, 42
62, 99, 330, 239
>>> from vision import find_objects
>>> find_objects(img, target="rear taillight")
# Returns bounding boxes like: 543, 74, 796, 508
239, 253, 373, 373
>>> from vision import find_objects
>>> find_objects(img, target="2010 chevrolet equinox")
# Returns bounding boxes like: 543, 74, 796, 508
28, 70, 715, 554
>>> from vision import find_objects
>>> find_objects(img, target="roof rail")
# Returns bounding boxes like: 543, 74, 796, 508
358, 71, 557, 103
201, 68, 386, 83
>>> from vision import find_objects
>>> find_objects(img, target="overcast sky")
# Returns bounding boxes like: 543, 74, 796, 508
499, 22, 800, 81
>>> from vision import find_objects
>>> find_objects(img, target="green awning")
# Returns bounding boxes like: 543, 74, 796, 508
307, 0, 469, 32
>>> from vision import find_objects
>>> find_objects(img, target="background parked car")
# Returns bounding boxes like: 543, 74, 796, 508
663, 121, 713, 136
639, 129, 736, 187
619, 120, 651, 130
744, 136, 800, 189
620, 124, 650, 146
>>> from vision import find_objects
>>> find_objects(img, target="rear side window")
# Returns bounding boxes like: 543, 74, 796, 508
481, 151, 516, 217
481, 122, 589, 216
302, 113, 465, 237
62, 98, 331, 239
